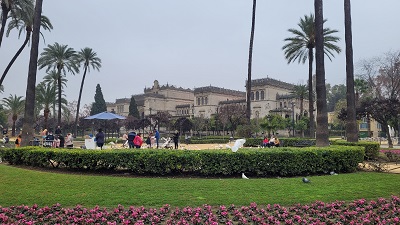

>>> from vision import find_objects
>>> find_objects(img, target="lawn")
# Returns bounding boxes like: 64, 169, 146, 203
0, 164, 399, 208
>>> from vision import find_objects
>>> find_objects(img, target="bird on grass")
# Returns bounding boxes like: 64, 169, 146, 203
302, 177, 311, 183
242, 173, 249, 179
330, 171, 338, 175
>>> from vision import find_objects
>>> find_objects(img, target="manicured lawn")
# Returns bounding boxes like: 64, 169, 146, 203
0, 164, 399, 208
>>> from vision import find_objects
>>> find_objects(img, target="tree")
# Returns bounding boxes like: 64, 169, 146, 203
173, 117, 193, 134
43, 70, 67, 119
327, 84, 346, 112
74, 47, 101, 136
314, 0, 330, 146
0, 0, 33, 48
291, 84, 308, 118
90, 84, 106, 115
246, 0, 256, 123
2, 94, 25, 136
344, 0, 357, 142
21, 0, 43, 147
38, 42, 79, 125
0, 11, 52, 86
259, 114, 287, 137
283, 13, 341, 138
128, 95, 140, 118
219, 104, 247, 136
35, 81, 55, 129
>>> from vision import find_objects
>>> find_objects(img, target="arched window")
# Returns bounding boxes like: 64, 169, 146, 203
205, 97, 208, 105
284, 102, 287, 108
201, 97, 204, 105
260, 91, 265, 100
280, 102, 283, 108
197, 98, 200, 105
251, 92, 254, 100
256, 91, 259, 100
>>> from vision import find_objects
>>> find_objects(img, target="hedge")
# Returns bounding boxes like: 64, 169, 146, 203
0, 145, 364, 177
330, 140, 379, 160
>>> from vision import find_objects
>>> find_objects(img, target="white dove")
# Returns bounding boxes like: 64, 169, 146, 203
242, 173, 249, 179
226, 139, 246, 152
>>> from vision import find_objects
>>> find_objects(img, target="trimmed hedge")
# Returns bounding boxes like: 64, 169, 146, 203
330, 140, 379, 160
0, 145, 364, 177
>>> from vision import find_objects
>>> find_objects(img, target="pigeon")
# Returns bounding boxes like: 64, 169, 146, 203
330, 171, 338, 175
226, 139, 246, 152
302, 177, 311, 183
242, 173, 249, 179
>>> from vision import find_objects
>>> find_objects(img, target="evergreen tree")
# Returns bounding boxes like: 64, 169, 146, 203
90, 84, 106, 115
128, 95, 140, 118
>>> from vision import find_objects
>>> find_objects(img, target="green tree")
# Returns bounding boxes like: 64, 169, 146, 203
128, 95, 140, 118
259, 114, 286, 137
90, 84, 106, 115
43, 70, 67, 119
0, 11, 52, 86
38, 42, 79, 126
246, 0, 256, 123
21, 0, 43, 147
35, 81, 56, 129
344, 0, 357, 142
282, 13, 341, 138
327, 84, 346, 112
291, 84, 308, 118
2, 94, 25, 136
74, 47, 101, 136
0, 0, 33, 48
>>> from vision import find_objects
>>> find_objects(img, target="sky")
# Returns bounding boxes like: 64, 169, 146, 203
0, 0, 399, 107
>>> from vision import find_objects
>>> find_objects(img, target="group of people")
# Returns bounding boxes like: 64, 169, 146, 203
121, 129, 161, 149
262, 135, 280, 148
41, 126, 74, 148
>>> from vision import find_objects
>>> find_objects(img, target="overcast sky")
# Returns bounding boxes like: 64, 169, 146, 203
0, 0, 399, 107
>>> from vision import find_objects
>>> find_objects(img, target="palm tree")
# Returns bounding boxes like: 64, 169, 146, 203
20, 0, 43, 147
245, 0, 256, 124
0, 0, 33, 47
291, 84, 308, 119
36, 81, 56, 129
282, 13, 341, 139
43, 70, 67, 119
344, 0, 357, 142
0, 12, 52, 86
314, 0, 330, 146
38, 42, 79, 126
74, 47, 102, 137
2, 94, 24, 136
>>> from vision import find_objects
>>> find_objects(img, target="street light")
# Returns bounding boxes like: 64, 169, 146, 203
291, 101, 295, 137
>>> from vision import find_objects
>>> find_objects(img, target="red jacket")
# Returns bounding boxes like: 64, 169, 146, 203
133, 135, 143, 146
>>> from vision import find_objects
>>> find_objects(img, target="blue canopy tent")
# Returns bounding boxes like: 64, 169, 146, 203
85, 111, 126, 139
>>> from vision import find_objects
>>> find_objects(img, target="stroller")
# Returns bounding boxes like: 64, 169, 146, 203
161, 137, 173, 149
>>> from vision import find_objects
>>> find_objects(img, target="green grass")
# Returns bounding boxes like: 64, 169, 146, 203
0, 164, 399, 208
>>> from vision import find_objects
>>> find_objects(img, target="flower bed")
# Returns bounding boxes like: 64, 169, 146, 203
380, 149, 400, 162
1, 196, 399, 224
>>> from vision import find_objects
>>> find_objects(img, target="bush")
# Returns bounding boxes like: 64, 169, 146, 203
0, 145, 364, 177
331, 140, 379, 160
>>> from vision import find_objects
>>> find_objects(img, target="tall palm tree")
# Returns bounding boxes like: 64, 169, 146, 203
36, 81, 55, 129
344, 0, 357, 142
314, 0, 330, 146
43, 69, 67, 119
74, 47, 101, 136
0, 0, 33, 47
246, 0, 256, 124
0, 12, 52, 86
21, 0, 43, 146
282, 13, 341, 139
2, 94, 24, 136
291, 84, 308, 118
38, 42, 79, 126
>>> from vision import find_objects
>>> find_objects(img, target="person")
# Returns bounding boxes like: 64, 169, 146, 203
173, 131, 180, 149
154, 129, 160, 149
3, 135, 9, 144
32, 136, 40, 146
269, 136, 276, 148
65, 133, 74, 148
53, 136, 60, 148
15, 135, 21, 147
59, 135, 65, 148
145, 135, 151, 148
274, 137, 280, 147
133, 132, 143, 148
127, 130, 136, 148
2, 128, 7, 136
262, 136, 269, 148
45, 131, 55, 147
54, 125, 62, 136
95, 128, 105, 150
121, 133, 128, 147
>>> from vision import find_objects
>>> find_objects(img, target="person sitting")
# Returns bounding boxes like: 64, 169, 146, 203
2, 135, 9, 144
269, 136, 276, 148
274, 137, 280, 147
262, 136, 269, 148
53, 136, 60, 148
45, 132, 55, 147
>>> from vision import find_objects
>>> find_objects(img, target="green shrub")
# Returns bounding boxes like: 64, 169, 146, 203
0, 145, 364, 177
330, 140, 379, 160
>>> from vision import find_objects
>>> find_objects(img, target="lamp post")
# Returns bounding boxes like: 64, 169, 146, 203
291, 101, 295, 137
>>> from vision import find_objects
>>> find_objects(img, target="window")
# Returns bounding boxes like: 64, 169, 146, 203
256, 91, 259, 100
197, 98, 200, 105
117, 105, 124, 113
260, 91, 265, 100
201, 97, 204, 105
205, 97, 208, 105
360, 123, 368, 129
280, 102, 282, 108
251, 92, 254, 100
284, 102, 287, 108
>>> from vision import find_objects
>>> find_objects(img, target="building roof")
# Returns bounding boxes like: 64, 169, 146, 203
176, 104, 191, 108
219, 99, 246, 105
194, 86, 245, 97
250, 77, 294, 90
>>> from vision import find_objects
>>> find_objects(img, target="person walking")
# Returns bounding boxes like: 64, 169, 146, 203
95, 128, 105, 150
173, 131, 180, 149
154, 129, 160, 149
127, 130, 136, 148
133, 132, 143, 148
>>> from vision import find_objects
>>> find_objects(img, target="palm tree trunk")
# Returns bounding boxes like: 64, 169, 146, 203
0, 3, 10, 48
345, 0, 358, 142
314, 0, 329, 147
75, 66, 88, 137
21, 0, 43, 146
12, 119, 16, 137
308, 48, 315, 138
246, 0, 256, 125
0, 31, 30, 86
57, 68, 62, 126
